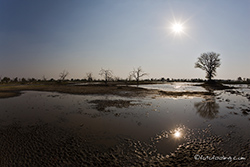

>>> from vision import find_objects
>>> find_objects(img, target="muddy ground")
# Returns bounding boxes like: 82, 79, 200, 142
0, 84, 155, 98
0, 123, 249, 166
0, 83, 213, 99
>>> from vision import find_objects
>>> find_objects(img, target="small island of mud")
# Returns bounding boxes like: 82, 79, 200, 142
197, 81, 235, 91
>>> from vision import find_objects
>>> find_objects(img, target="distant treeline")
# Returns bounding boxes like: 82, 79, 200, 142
0, 76, 249, 84
2, 52, 248, 85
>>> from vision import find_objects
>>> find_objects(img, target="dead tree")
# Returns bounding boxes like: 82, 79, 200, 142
99, 68, 113, 85
131, 67, 148, 86
86, 72, 93, 81
59, 70, 69, 81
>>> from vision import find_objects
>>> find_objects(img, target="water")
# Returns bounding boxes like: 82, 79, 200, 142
137, 82, 207, 92
0, 84, 250, 156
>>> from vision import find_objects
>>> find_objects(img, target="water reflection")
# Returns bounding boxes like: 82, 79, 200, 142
173, 130, 181, 138
137, 82, 206, 92
153, 125, 186, 154
153, 126, 186, 143
194, 97, 219, 119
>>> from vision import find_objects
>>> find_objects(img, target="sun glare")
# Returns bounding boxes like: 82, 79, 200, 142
172, 23, 184, 34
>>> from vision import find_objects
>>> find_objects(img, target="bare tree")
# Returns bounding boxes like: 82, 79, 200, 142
86, 72, 93, 81
99, 68, 113, 84
195, 52, 221, 81
59, 70, 69, 81
131, 66, 148, 86
125, 73, 134, 86
127, 73, 133, 81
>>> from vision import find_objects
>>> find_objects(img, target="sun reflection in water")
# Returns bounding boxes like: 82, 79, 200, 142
171, 128, 184, 139
174, 131, 181, 138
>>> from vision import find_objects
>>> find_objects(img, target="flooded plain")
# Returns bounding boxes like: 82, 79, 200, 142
137, 82, 207, 92
0, 83, 250, 166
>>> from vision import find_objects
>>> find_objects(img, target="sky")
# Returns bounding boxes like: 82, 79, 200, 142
0, 0, 249, 80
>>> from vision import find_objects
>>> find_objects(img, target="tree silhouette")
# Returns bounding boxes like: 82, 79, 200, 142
99, 68, 113, 85
86, 72, 93, 81
195, 52, 221, 81
130, 67, 148, 86
2, 77, 10, 83
59, 70, 69, 81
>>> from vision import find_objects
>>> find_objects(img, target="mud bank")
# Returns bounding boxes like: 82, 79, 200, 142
0, 84, 155, 99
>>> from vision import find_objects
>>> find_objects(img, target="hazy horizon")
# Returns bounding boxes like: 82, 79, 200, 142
1, 0, 249, 80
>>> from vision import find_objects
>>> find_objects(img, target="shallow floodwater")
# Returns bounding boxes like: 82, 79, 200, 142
0, 85, 250, 165
138, 82, 207, 92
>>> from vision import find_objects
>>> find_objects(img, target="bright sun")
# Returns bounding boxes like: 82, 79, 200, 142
172, 23, 184, 33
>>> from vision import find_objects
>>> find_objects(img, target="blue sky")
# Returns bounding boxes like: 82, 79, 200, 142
0, 0, 249, 80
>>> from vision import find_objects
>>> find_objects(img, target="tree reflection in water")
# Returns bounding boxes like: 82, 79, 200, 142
194, 96, 219, 119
